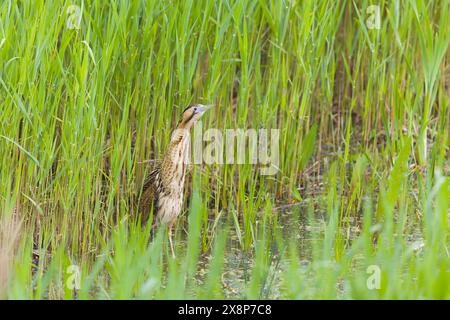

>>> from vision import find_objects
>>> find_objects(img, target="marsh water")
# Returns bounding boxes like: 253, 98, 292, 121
183, 203, 426, 299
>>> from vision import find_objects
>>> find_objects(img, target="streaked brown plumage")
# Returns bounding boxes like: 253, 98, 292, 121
138, 104, 212, 256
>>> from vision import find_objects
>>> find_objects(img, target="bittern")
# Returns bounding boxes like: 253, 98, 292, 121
139, 104, 212, 257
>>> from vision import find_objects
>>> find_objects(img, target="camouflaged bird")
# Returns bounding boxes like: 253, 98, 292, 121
139, 104, 212, 257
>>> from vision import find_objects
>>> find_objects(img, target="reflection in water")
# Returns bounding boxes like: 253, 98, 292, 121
190, 204, 424, 299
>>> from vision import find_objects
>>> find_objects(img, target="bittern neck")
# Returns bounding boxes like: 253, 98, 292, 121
177, 118, 195, 130
170, 127, 190, 143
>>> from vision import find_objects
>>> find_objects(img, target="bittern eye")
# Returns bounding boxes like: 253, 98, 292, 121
193, 107, 197, 112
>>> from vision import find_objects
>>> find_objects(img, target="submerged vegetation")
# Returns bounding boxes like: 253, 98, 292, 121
0, 0, 449, 299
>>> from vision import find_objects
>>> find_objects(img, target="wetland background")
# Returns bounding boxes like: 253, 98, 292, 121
0, 0, 449, 299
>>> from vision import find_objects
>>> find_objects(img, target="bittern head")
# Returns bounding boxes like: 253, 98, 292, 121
178, 104, 213, 129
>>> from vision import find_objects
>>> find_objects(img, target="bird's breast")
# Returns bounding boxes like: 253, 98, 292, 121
157, 136, 190, 224
168, 136, 190, 185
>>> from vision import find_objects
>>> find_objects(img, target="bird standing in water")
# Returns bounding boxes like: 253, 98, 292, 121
139, 104, 212, 257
